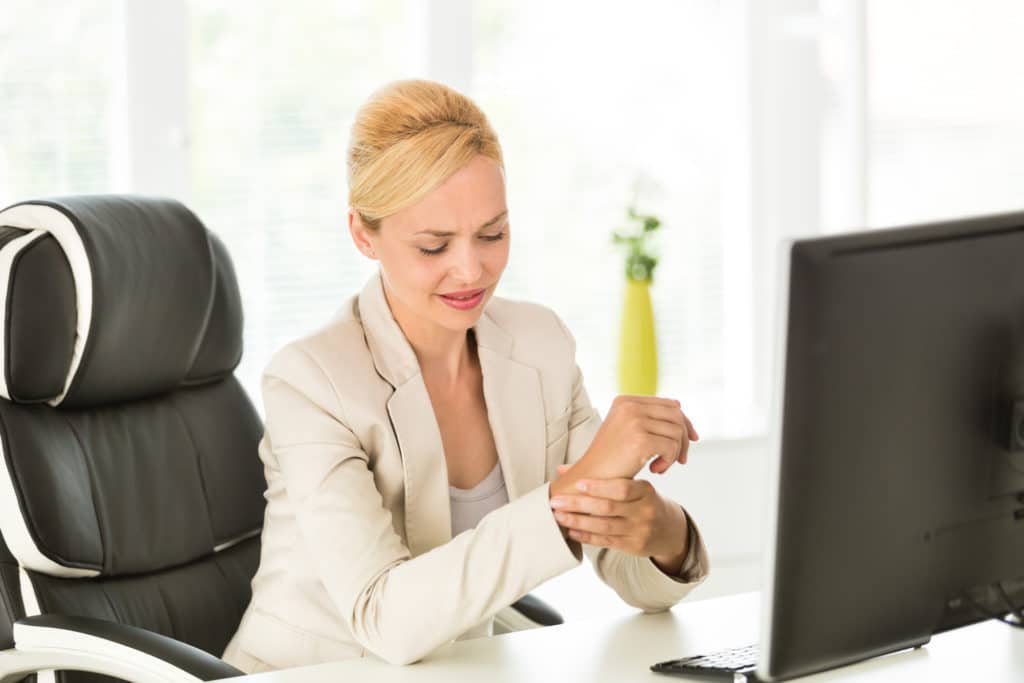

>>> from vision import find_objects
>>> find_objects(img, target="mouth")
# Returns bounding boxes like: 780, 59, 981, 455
440, 288, 486, 300
438, 288, 487, 310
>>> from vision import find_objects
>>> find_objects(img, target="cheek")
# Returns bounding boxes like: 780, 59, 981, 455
488, 240, 511, 272
409, 260, 449, 294
383, 252, 439, 296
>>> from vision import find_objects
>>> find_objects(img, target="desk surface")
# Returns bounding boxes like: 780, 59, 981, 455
223, 592, 1024, 682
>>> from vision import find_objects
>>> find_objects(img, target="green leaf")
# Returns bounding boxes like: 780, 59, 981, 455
612, 202, 665, 280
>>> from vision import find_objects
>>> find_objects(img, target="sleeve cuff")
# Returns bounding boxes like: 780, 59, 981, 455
518, 481, 584, 568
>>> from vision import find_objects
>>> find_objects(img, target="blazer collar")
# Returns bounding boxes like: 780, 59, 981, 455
356, 269, 545, 557
356, 268, 514, 387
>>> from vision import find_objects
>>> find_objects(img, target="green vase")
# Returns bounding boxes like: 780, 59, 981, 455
618, 277, 658, 395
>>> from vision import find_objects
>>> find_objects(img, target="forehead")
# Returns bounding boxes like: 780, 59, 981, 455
386, 156, 507, 236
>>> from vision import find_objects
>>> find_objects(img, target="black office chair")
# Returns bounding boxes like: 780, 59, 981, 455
0, 195, 561, 683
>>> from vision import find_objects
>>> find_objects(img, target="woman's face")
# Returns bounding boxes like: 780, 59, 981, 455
349, 154, 511, 336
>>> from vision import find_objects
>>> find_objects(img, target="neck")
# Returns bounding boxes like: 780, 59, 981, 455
415, 329, 478, 393
383, 284, 478, 392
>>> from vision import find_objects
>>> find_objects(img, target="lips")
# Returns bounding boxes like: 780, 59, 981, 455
441, 288, 485, 300
438, 288, 486, 310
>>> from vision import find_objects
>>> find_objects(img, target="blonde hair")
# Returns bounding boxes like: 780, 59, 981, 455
347, 79, 504, 231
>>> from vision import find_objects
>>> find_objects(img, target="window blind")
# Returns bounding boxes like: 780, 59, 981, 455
0, 0, 114, 204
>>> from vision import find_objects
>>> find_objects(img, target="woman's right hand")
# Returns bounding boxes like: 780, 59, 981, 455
551, 395, 699, 498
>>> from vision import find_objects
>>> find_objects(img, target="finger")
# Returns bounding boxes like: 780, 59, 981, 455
683, 414, 699, 441
676, 415, 699, 462
638, 407, 689, 461
650, 457, 671, 474
550, 494, 621, 516
676, 429, 691, 464
615, 394, 680, 407
644, 434, 684, 469
642, 413, 686, 441
631, 400, 694, 435
651, 436, 690, 471
554, 510, 629, 536
620, 400, 686, 445
566, 529, 623, 549
575, 478, 648, 502
637, 403, 688, 430
642, 421, 686, 466
557, 463, 572, 475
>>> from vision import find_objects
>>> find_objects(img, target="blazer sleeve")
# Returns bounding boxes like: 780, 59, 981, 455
551, 313, 711, 612
261, 345, 582, 666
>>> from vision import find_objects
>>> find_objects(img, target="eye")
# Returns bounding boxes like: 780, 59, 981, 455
416, 231, 506, 256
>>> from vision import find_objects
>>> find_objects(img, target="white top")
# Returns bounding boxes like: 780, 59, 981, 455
448, 461, 509, 536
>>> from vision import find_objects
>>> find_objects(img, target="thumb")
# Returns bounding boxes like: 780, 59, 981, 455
556, 463, 573, 477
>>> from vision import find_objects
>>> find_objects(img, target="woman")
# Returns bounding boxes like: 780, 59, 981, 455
222, 79, 709, 673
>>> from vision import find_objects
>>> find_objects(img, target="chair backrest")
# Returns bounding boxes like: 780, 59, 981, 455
0, 196, 266, 682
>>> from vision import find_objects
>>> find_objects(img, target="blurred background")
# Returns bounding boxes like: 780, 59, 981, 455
3, 0, 1023, 620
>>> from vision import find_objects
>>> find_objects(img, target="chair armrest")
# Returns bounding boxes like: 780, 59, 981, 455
510, 594, 564, 627
0, 614, 243, 683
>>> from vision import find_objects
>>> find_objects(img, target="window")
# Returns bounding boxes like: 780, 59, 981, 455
0, 1, 755, 437
0, 0, 115, 201
188, 0, 413, 402
471, 1, 751, 437
866, 0, 1024, 227
187, 1, 755, 436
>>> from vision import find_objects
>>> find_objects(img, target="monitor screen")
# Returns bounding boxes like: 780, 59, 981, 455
759, 210, 1024, 681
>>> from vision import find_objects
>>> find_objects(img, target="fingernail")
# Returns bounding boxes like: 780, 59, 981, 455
554, 511, 567, 522
576, 480, 589, 492
550, 497, 567, 509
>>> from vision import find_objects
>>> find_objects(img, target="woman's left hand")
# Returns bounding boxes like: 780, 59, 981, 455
550, 464, 690, 575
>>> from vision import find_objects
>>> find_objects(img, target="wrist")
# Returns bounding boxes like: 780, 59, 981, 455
651, 551, 686, 576
550, 457, 598, 498
650, 501, 690, 576
549, 476, 577, 499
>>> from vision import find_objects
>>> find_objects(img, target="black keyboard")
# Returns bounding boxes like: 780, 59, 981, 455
651, 643, 759, 680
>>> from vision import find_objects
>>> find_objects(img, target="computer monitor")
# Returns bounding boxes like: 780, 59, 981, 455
758, 210, 1024, 681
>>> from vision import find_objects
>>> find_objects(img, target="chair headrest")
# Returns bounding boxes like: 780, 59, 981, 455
0, 195, 243, 408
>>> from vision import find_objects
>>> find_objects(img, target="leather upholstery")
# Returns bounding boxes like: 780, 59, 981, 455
0, 377, 263, 575
0, 195, 264, 683
0, 195, 244, 407
26, 538, 258, 663
5, 233, 76, 403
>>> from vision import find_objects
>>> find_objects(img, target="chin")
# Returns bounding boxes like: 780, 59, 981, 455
433, 295, 487, 328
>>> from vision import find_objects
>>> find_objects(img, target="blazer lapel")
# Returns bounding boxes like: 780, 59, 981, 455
473, 314, 546, 502
386, 379, 450, 556
356, 269, 546, 557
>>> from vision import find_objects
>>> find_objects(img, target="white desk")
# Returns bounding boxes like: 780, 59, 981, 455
222, 592, 1024, 681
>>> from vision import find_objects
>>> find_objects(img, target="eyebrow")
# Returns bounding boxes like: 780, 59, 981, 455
414, 210, 508, 237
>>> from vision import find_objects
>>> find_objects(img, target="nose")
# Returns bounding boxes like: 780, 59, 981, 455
447, 238, 484, 285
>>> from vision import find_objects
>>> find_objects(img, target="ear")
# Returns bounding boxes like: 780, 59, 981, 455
348, 208, 377, 260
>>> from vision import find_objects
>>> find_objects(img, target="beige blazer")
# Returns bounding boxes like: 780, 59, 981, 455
221, 270, 709, 673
